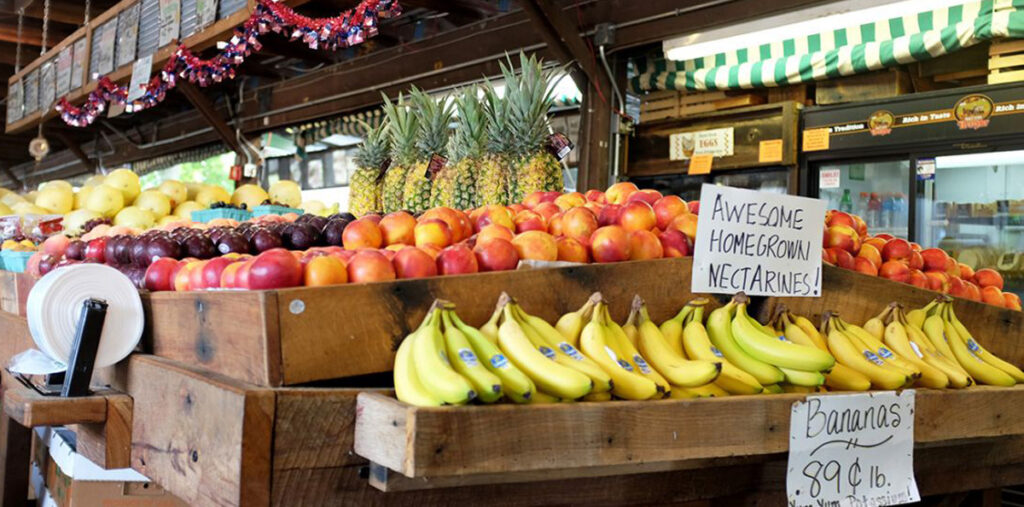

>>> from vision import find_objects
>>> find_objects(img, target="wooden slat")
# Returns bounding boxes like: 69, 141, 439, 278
988, 69, 1024, 84
0, 311, 34, 368
989, 54, 1024, 70
127, 355, 274, 506
71, 393, 133, 469
0, 371, 108, 427
0, 270, 33, 316
990, 39, 1024, 56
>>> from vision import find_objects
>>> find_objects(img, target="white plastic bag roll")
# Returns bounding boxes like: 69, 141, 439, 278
25, 263, 144, 369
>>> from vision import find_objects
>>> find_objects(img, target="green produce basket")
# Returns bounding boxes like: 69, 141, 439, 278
252, 204, 303, 217
191, 208, 253, 223
1, 250, 33, 273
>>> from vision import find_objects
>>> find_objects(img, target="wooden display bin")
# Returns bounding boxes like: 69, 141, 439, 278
0, 270, 34, 316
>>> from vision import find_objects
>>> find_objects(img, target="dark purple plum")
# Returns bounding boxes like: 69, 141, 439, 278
130, 237, 152, 266
322, 220, 347, 246
249, 229, 283, 253
306, 215, 328, 232
216, 233, 249, 255
146, 236, 181, 263
184, 235, 217, 259
284, 222, 320, 250
329, 212, 357, 222
65, 240, 86, 260
38, 255, 58, 276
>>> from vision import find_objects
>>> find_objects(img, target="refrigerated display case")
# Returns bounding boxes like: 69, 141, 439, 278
630, 167, 790, 202
802, 82, 1024, 296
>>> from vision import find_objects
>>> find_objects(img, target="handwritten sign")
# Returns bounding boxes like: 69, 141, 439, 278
692, 184, 824, 297
803, 128, 831, 152
788, 391, 919, 507
688, 154, 713, 175
759, 139, 783, 163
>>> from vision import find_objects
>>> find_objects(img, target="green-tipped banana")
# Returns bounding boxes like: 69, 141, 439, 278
394, 317, 445, 406
731, 302, 835, 372
945, 303, 1024, 382
441, 310, 503, 402
923, 314, 958, 360
449, 310, 535, 403
824, 316, 909, 390
498, 305, 593, 399
706, 302, 785, 385
682, 305, 763, 395
940, 305, 1015, 386
602, 305, 670, 397
778, 366, 826, 387
412, 308, 476, 404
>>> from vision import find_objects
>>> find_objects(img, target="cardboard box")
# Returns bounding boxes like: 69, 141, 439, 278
32, 428, 187, 507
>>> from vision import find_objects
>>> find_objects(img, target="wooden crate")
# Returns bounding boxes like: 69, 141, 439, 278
815, 69, 912, 105
0, 270, 34, 316
989, 39, 1024, 84
639, 90, 766, 123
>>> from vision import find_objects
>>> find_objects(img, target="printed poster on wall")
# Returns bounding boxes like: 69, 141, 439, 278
196, 0, 218, 30
7, 81, 22, 124
23, 69, 38, 114
56, 47, 72, 96
39, 61, 55, 111
669, 127, 735, 161
159, 0, 181, 46
71, 38, 87, 88
95, 22, 117, 76
116, 3, 141, 69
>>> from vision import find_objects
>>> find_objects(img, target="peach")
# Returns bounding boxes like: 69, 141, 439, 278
342, 218, 384, 250
556, 236, 590, 263
474, 238, 520, 272
626, 189, 662, 206
188, 260, 210, 290
974, 268, 1004, 290
908, 250, 924, 271
852, 214, 868, 237
825, 225, 860, 254
822, 248, 837, 266
908, 269, 928, 289
959, 263, 975, 281
202, 257, 238, 289
582, 202, 604, 218
910, 242, 922, 252
1004, 292, 1022, 311
554, 192, 586, 210
857, 243, 883, 269
628, 230, 664, 261
605, 181, 639, 204
304, 255, 348, 286
514, 210, 548, 233
854, 257, 878, 276
943, 256, 960, 278
533, 202, 562, 222
561, 207, 599, 246
658, 229, 691, 258
393, 246, 438, 279
547, 212, 565, 236
669, 213, 699, 241
347, 250, 397, 283
924, 271, 951, 293
584, 189, 607, 203
874, 233, 894, 241
828, 247, 855, 270
475, 204, 514, 232
419, 244, 442, 260
414, 218, 454, 249
618, 200, 657, 232
826, 210, 857, 229
653, 195, 689, 230
476, 224, 515, 246
920, 248, 949, 272
590, 225, 630, 263
981, 286, 1006, 307
881, 238, 912, 262
379, 211, 417, 246
219, 259, 246, 289
362, 213, 382, 225
522, 191, 548, 209
964, 281, 981, 301
879, 260, 911, 283
597, 204, 622, 227
511, 231, 558, 262
249, 249, 303, 290
454, 210, 474, 241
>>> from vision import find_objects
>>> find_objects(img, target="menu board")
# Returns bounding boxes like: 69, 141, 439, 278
94, 21, 117, 76
116, 3, 141, 68
56, 47, 72, 96
23, 69, 38, 114
39, 61, 56, 111
71, 38, 87, 88
159, 0, 181, 46
7, 80, 23, 124
196, 0, 217, 30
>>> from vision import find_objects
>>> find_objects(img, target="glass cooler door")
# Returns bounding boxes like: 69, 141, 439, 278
816, 159, 911, 239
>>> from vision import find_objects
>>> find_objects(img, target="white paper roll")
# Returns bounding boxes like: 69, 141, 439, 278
26, 264, 144, 369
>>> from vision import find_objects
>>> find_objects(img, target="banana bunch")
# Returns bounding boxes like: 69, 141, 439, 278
923, 298, 1023, 386
632, 296, 722, 392
879, 303, 971, 389
680, 300, 763, 395
579, 296, 670, 399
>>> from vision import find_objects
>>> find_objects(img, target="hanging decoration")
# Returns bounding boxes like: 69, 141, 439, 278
56, 0, 401, 127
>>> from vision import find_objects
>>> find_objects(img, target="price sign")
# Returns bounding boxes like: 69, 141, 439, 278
787, 391, 919, 507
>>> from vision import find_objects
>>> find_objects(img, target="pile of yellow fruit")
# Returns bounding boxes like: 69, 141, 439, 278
0, 239, 36, 251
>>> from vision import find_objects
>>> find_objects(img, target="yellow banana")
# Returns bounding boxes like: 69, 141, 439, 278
394, 315, 445, 406
412, 308, 476, 404
825, 316, 909, 390
762, 384, 784, 394
791, 313, 829, 351
633, 297, 720, 388
449, 310, 535, 403
579, 304, 658, 400
479, 295, 505, 344
441, 309, 503, 402
940, 304, 1015, 386
622, 304, 639, 348
530, 391, 562, 404
778, 313, 822, 350
840, 319, 921, 378
658, 302, 697, 354
602, 305, 670, 397
945, 303, 1024, 382
498, 305, 594, 399
706, 302, 785, 385
671, 383, 730, 398
682, 306, 763, 395
554, 293, 598, 347
882, 319, 948, 389
510, 304, 613, 393
781, 384, 819, 394
778, 366, 826, 387
732, 301, 835, 372
923, 314, 959, 360
824, 363, 871, 391
582, 391, 612, 402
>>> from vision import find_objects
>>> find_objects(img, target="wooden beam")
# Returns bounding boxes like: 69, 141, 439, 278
518, 0, 606, 91
53, 131, 96, 172
0, 164, 21, 189
0, 42, 35, 68
176, 80, 245, 156
0, 23, 71, 47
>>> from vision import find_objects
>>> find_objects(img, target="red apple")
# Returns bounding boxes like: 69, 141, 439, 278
379, 212, 417, 246
555, 236, 589, 263
628, 230, 664, 261
658, 229, 691, 258
437, 244, 480, 275
510, 231, 558, 262
474, 238, 520, 272
879, 260, 911, 283
144, 257, 180, 291
618, 200, 657, 232
974, 268, 1004, 290
392, 246, 438, 279
248, 249, 303, 290
653, 195, 689, 231
590, 226, 630, 263
343, 218, 384, 250
347, 250, 396, 283
881, 238, 912, 262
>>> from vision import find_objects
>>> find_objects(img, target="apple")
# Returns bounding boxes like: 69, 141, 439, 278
974, 268, 1004, 290
824, 225, 860, 254
857, 243, 882, 269
908, 250, 924, 271
379, 212, 417, 246
1004, 292, 1022, 311
474, 238, 520, 272
618, 200, 657, 232
879, 260, 911, 283
597, 204, 622, 227
981, 286, 1006, 307
590, 226, 630, 263
628, 230, 664, 261
437, 244, 480, 275
908, 269, 928, 289
881, 238, 912, 262
958, 263, 975, 281
476, 224, 515, 247
555, 236, 589, 263
853, 257, 878, 276
560, 207, 599, 246
924, 271, 951, 293
554, 192, 586, 210
828, 247, 856, 270
510, 231, 558, 262
393, 247, 438, 279
653, 196, 688, 230
584, 189, 606, 203
605, 181, 638, 204
658, 229, 691, 258
514, 210, 548, 233
920, 248, 949, 272
248, 249, 303, 290
414, 218, 454, 249
347, 250, 396, 283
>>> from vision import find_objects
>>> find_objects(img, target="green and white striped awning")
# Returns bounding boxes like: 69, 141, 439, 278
631, 0, 1024, 92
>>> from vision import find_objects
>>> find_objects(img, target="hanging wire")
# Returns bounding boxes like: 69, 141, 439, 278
83, 0, 91, 25
14, 8, 24, 72
40, 0, 50, 55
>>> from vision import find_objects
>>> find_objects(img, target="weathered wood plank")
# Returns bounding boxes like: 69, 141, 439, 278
0, 371, 107, 427
0, 270, 33, 316
72, 393, 133, 469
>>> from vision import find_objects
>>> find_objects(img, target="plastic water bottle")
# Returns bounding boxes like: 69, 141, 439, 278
867, 193, 882, 228
839, 189, 853, 213
881, 193, 894, 229
894, 193, 907, 228
856, 192, 869, 223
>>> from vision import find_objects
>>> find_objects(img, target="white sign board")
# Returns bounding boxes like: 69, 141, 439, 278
669, 127, 734, 160
692, 184, 825, 297
127, 55, 153, 101
820, 168, 841, 189
788, 391, 919, 507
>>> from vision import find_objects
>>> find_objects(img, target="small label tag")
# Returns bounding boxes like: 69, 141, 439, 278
546, 132, 574, 161
490, 354, 510, 369
909, 341, 924, 358
538, 346, 556, 360
439, 350, 450, 365
559, 342, 585, 361
966, 338, 981, 353
633, 354, 653, 374
878, 347, 895, 360
457, 348, 479, 367
863, 351, 885, 366
711, 346, 724, 358
425, 153, 448, 179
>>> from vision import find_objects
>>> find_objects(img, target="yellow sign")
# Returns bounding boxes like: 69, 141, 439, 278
688, 154, 714, 175
802, 128, 830, 152
758, 139, 783, 163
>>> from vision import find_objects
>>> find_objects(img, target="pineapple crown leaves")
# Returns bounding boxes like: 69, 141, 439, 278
353, 119, 390, 169
500, 52, 562, 155
409, 87, 454, 161
381, 92, 420, 167
482, 78, 514, 157
449, 86, 487, 162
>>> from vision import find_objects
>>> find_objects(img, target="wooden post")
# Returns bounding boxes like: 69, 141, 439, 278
176, 80, 245, 157
0, 415, 29, 507
578, 81, 612, 190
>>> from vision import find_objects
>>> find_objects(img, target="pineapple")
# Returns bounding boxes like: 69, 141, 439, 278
402, 88, 453, 213
476, 82, 513, 206
348, 120, 390, 216
433, 87, 486, 210
502, 53, 564, 203
380, 93, 419, 213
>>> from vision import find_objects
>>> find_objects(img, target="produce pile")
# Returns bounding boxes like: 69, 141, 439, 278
395, 294, 1023, 406
823, 209, 1019, 309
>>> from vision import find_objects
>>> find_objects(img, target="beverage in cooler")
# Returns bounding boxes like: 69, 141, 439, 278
817, 160, 910, 238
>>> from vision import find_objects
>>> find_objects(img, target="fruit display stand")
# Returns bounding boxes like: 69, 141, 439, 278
3, 260, 1024, 505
